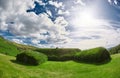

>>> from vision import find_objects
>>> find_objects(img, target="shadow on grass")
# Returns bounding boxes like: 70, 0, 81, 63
10, 58, 111, 66
74, 58, 111, 65
10, 60, 38, 66
47, 59, 112, 66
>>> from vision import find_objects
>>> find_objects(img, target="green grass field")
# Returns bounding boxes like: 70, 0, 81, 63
0, 36, 36, 56
0, 36, 120, 78
0, 37, 19, 56
0, 53, 120, 78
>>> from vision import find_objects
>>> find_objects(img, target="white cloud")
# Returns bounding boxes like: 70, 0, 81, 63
65, 19, 120, 49
46, 10, 52, 17
74, 0, 86, 6
58, 10, 70, 15
48, 1, 63, 8
108, 0, 119, 5
54, 16, 68, 27
60, 0, 120, 49
12, 39, 23, 44
35, 0, 45, 5
108, 0, 112, 3
0, 0, 70, 46
114, 0, 118, 5
31, 39, 40, 44
0, 0, 120, 49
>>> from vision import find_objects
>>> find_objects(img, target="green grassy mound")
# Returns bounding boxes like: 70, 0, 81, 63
35, 48, 81, 61
16, 50, 48, 65
0, 36, 19, 56
74, 47, 111, 63
0, 53, 120, 78
109, 44, 120, 54
0, 36, 37, 56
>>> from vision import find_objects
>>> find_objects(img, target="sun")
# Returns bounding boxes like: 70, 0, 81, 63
79, 11, 95, 25
72, 9, 100, 29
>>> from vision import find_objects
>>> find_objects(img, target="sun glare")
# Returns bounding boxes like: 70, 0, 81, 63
73, 9, 100, 28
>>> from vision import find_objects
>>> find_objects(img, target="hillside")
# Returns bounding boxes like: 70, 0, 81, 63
0, 53, 120, 78
0, 36, 120, 78
0, 36, 37, 56
35, 48, 81, 61
0, 36, 81, 58
0, 36, 19, 56
109, 44, 120, 54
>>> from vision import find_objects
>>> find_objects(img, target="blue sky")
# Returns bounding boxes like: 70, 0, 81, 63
0, 0, 120, 49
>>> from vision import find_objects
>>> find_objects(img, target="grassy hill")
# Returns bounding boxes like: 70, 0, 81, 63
0, 36, 80, 57
109, 44, 120, 54
35, 48, 81, 61
0, 36, 19, 56
0, 36, 120, 78
0, 53, 120, 78
74, 47, 111, 63
0, 36, 36, 56
0, 36, 81, 61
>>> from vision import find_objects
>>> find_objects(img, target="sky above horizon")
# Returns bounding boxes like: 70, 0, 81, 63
0, 0, 120, 49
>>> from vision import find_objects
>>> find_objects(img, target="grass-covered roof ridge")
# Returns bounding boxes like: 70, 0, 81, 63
16, 50, 48, 65
74, 47, 111, 63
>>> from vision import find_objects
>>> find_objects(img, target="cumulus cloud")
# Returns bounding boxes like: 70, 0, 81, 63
108, 0, 117, 5
0, 0, 120, 49
74, 0, 86, 6
0, 0, 70, 47
48, 1, 63, 8
108, 0, 120, 9
61, 0, 120, 49
12, 39, 23, 44
58, 10, 70, 15
66, 19, 120, 49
